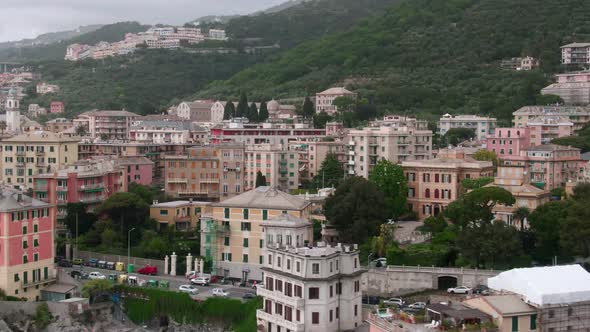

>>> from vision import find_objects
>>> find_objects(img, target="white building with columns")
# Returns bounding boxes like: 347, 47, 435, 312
256, 222, 364, 332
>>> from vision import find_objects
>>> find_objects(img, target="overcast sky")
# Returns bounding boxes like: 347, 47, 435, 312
0, 0, 285, 42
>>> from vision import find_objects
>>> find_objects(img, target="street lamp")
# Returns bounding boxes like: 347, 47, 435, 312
366, 253, 374, 304
127, 228, 136, 271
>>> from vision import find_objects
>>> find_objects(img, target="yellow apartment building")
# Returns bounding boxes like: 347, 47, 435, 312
1, 132, 79, 188
201, 186, 311, 281
150, 200, 212, 231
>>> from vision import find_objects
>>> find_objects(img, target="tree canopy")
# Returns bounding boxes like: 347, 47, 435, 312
368, 159, 408, 219
313, 153, 344, 188
302, 96, 315, 119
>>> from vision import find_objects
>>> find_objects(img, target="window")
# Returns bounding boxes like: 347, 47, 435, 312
284, 282, 292, 297
277, 257, 281, 267
224, 208, 230, 219
262, 210, 268, 220
241, 222, 251, 231
34, 239, 39, 247
275, 279, 283, 292
312, 263, 320, 274
23, 255, 28, 264
14, 273, 19, 282
336, 307, 339, 319
222, 253, 232, 261
266, 277, 274, 291
23, 271, 28, 284
329, 285, 333, 297
530, 314, 537, 330
243, 209, 249, 219
296, 261, 301, 272
159, 210, 168, 216
336, 282, 342, 295
425, 188, 430, 198
285, 306, 293, 322
34, 224, 38, 232
296, 310, 300, 322
312, 312, 319, 325
23, 226, 27, 234
355, 305, 358, 316
309, 287, 319, 299
259, 256, 263, 264
512, 316, 518, 332
243, 238, 249, 247
44, 267, 48, 280
23, 240, 28, 249
287, 259, 291, 270
243, 254, 248, 263
295, 285, 302, 298
260, 239, 264, 248
329, 309, 333, 322
34, 253, 38, 262
224, 237, 230, 246
275, 303, 283, 316
354, 280, 360, 292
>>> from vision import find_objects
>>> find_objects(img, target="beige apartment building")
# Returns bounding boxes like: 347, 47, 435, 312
1, 132, 79, 187
150, 200, 211, 231
164, 144, 245, 201
513, 105, 590, 131
304, 140, 347, 180
346, 125, 433, 178
74, 110, 140, 140
245, 144, 299, 192
201, 186, 311, 280
402, 148, 494, 219
315, 87, 357, 115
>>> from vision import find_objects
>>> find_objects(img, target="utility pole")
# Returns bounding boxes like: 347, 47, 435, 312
74, 212, 79, 261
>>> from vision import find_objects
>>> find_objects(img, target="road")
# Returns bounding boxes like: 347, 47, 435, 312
60, 265, 257, 301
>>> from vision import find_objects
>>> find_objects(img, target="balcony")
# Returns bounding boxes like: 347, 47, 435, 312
80, 184, 104, 192
397, 141, 411, 145
16, 162, 26, 168
56, 186, 68, 192
34, 186, 48, 192
167, 178, 188, 184
22, 275, 57, 288
348, 140, 355, 146
200, 178, 220, 184
174, 215, 191, 222
348, 150, 355, 156
81, 196, 105, 204
348, 169, 355, 175
256, 310, 304, 332
348, 160, 355, 165
36, 161, 46, 167
35, 150, 45, 156
257, 287, 305, 308
178, 190, 209, 196
16, 151, 25, 156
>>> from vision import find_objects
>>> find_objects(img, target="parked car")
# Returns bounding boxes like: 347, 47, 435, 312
243, 292, 256, 300
58, 259, 73, 267
179, 285, 198, 295
473, 285, 490, 295
97, 260, 107, 269
87, 258, 98, 267
212, 288, 229, 297
70, 270, 88, 279
138, 265, 158, 275
447, 286, 472, 294
88, 272, 106, 280
191, 277, 210, 286
106, 262, 116, 270
373, 258, 387, 267
362, 296, 381, 305
383, 298, 405, 306
73, 258, 84, 265
408, 302, 427, 310
186, 271, 197, 279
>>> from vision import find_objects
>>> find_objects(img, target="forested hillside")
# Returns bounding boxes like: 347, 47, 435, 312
25, 50, 260, 116
226, 0, 403, 48
0, 22, 148, 62
199, 0, 590, 121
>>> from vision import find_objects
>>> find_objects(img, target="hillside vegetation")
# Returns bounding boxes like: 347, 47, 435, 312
226, 0, 403, 48
199, 0, 590, 120
0, 22, 148, 62
25, 50, 260, 116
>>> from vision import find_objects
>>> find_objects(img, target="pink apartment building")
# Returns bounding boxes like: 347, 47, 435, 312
486, 128, 531, 159
0, 190, 56, 301
527, 116, 573, 146
115, 156, 154, 187
502, 144, 585, 190
50, 101, 64, 114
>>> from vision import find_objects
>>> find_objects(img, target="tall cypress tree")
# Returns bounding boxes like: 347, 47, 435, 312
248, 102, 259, 122
223, 101, 235, 120
258, 101, 269, 122
236, 92, 249, 118
302, 96, 315, 119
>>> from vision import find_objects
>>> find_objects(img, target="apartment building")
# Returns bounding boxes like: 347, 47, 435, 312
201, 186, 312, 280
502, 144, 584, 190
211, 122, 326, 146
402, 148, 495, 219
439, 114, 497, 141
0, 189, 56, 301
488, 265, 590, 332
150, 200, 211, 231
527, 116, 573, 146
74, 110, 140, 140
463, 295, 538, 332
513, 105, 590, 131
115, 156, 154, 188
33, 158, 124, 220
541, 70, 590, 105
257, 241, 364, 332
35, 83, 59, 95
50, 101, 64, 114
208, 29, 227, 41
486, 128, 532, 159
291, 140, 347, 181
561, 42, 590, 65
44, 118, 73, 134
1, 132, 79, 187
244, 144, 300, 192
487, 166, 550, 228
164, 144, 245, 201
315, 87, 357, 115
176, 101, 215, 122
346, 125, 433, 178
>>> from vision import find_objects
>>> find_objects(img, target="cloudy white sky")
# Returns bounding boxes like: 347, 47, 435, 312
0, 0, 285, 42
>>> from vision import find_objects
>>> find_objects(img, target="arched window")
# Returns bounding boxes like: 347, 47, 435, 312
425, 188, 430, 198
508, 131, 511, 138
434, 189, 440, 199
498, 130, 502, 138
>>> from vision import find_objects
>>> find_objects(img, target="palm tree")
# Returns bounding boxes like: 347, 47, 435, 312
513, 206, 530, 231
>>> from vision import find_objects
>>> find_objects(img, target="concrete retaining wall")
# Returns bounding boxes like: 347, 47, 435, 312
77, 250, 166, 273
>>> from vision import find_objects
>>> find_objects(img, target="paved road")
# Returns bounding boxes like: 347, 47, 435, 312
60, 266, 257, 300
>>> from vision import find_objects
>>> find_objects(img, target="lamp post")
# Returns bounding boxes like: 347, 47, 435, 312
127, 228, 136, 271
367, 253, 374, 304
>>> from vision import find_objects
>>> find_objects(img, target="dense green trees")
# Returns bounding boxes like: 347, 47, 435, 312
443, 128, 476, 146
236, 93, 249, 118
258, 101, 269, 122
369, 160, 408, 219
247, 102, 259, 122
302, 96, 315, 119
473, 150, 499, 166
324, 177, 390, 244
313, 153, 344, 188
461, 177, 494, 190
553, 124, 590, 152
255, 171, 267, 187
224, 101, 236, 120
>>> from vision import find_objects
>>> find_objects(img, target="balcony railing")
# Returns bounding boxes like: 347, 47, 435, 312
35, 150, 45, 156
200, 178, 219, 184
257, 287, 304, 308
178, 190, 209, 196
256, 310, 304, 332
22, 275, 57, 288
16, 151, 25, 156
167, 178, 188, 183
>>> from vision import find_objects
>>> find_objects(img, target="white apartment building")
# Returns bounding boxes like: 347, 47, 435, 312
315, 87, 357, 115
257, 239, 364, 332
439, 114, 497, 141
561, 43, 590, 65
133, 128, 190, 144
245, 144, 300, 192
346, 125, 433, 178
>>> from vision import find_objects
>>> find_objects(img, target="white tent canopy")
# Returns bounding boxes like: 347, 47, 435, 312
488, 264, 590, 306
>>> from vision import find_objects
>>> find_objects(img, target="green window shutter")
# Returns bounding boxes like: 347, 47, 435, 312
23, 271, 28, 283
512, 316, 518, 332
530, 314, 537, 330
224, 208, 230, 219
243, 238, 249, 247
243, 209, 249, 219
263, 210, 268, 220
44, 267, 48, 280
